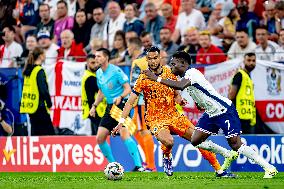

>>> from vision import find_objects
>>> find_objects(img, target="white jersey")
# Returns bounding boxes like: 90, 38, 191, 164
183, 68, 232, 117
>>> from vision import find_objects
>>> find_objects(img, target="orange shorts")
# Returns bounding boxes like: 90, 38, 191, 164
147, 113, 195, 137
132, 105, 147, 131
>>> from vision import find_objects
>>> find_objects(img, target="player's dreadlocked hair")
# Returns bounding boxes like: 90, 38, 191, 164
172, 51, 192, 65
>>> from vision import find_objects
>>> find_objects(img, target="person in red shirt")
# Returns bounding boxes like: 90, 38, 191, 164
57, 29, 86, 62
163, 0, 181, 16
161, 3, 177, 33
196, 31, 227, 64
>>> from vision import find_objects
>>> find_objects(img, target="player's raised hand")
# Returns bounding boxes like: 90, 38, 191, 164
111, 123, 123, 137
142, 70, 158, 81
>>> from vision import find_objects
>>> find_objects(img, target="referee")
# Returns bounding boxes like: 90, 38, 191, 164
90, 48, 144, 172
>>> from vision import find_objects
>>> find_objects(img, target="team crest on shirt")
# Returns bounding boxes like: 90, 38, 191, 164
152, 127, 158, 135
266, 67, 281, 95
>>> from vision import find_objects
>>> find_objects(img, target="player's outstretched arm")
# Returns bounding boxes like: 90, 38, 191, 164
111, 92, 138, 136
143, 69, 191, 90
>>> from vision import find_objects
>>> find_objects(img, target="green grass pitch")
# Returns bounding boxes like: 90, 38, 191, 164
0, 172, 283, 189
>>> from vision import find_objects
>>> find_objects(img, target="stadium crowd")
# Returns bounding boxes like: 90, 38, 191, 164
0, 0, 284, 136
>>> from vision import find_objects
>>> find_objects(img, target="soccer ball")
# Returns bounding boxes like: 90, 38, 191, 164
104, 162, 124, 180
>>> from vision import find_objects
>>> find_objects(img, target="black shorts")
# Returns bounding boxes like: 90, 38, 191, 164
99, 102, 125, 131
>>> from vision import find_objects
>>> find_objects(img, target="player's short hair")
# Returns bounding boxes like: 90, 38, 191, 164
146, 46, 160, 55
172, 51, 192, 65
96, 48, 111, 59
244, 52, 256, 58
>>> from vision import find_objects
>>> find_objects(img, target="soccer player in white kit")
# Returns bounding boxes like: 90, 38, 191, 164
143, 51, 278, 178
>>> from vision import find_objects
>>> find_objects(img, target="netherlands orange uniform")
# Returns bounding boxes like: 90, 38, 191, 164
133, 66, 194, 136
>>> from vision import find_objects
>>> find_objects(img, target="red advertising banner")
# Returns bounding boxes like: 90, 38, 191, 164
0, 136, 108, 172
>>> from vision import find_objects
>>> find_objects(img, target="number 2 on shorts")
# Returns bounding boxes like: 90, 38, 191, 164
225, 120, 230, 131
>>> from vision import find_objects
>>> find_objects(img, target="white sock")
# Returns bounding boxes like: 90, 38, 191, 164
238, 144, 272, 169
196, 140, 231, 158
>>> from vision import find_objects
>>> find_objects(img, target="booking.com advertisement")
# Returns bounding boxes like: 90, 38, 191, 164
0, 135, 283, 172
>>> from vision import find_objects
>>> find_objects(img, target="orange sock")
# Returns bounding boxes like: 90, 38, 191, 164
161, 144, 172, 157
134, 131, 145, 153
198, 148, 221, 171
142, 133, 156, 170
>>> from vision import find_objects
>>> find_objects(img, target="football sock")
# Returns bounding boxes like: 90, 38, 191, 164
238, 144, 272, 169
199, 148, 222, 172
196, 140, 231, 158
99, 141, 115, 163
124, 137, 142, 167
161, 144, 172, 157
142, 132, 156, 169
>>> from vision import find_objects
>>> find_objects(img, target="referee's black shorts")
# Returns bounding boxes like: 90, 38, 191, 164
99, 102, 125, 132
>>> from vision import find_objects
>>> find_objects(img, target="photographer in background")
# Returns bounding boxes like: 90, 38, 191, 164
0, 98, 13, 136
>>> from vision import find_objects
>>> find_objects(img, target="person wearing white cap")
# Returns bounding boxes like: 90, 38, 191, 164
37, 30, 59, 65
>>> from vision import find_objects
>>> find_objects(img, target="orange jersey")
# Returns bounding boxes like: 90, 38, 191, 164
133, 66, 178, 122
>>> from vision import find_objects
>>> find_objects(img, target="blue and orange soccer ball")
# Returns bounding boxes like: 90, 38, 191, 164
104, 162, 124, 180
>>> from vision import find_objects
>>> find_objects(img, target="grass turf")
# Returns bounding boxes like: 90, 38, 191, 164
0, 172, 283, 189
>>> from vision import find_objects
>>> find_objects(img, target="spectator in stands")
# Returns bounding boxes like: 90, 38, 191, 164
216, 0, 239, 52
255, 26, 279, 61
275, 0, 284, 34
20, 47, 55, 136
158, 27, 179, 58
67, 0, 77, 17
90, 7, 107, 40
0, 26, 23, 68
109, 30, 127, 66
160, 50, 169, 65
145, 2, 165, 44
89, 48, 144, 171
81, 54, 106, 135
84, 0, 102, 20
207, 1, 224, 48
21, 35, 38, 58
229, 52, 256, 134
261, 0, 279, 42
37, 30, 59, 65
57, 29, 86, 62
236, 0, 259, 40
34, 3, 55, 40
172, 0, 205, 43
54, 0, 74, 46
0, 98, 13, 136
227, 29, 256, 59
72, 9, 92, 47
20, 0, 40, 40
195, 0, 213, 22
140, 31, 154, 54
123, 4, 144, 36
275, 29, 284, 62
89, 38, 103, 55
103, 1, 126, 50
178, 27, 201, 63
196, 30, 227, 65
163, 0, 181, 16
125, 31, 138, 46
44, 0, 58, 19
160, 3, 177, 33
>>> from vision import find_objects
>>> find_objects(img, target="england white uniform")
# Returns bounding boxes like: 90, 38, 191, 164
183, 68, 242, 138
